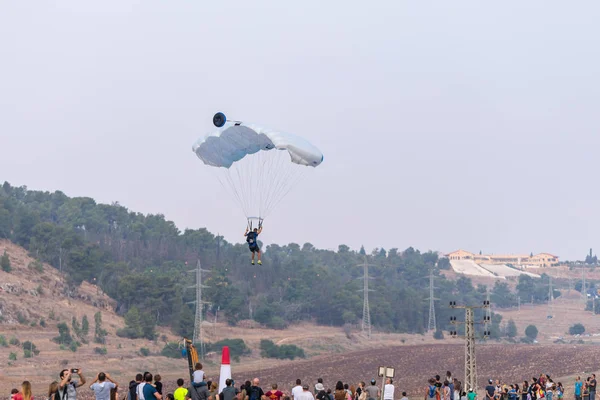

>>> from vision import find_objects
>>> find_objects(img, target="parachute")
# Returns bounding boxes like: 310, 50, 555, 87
192, 113, 323, 223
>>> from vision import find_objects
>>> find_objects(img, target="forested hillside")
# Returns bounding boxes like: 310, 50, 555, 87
0, 181, 555, 340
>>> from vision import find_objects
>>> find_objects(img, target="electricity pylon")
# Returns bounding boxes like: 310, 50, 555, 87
449, 300, 491, 394
425, 268, 439, 332
188, 259, 211, 358
358, 256, 375, 338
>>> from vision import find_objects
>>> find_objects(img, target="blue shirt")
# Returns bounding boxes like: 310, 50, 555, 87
143, 384, 158, 400
246, 232, 258, 245
575, 382, 583, 396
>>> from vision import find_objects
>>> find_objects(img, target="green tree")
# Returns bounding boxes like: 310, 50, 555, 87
71, 316, 81, 338
81, 315, 90, 337
569, 323, 585, 335
0, 250, 11, 272
53, 323, 73, 345
506, 319, 518, 338
525, 324, 538, 340
94, 312, 107, 344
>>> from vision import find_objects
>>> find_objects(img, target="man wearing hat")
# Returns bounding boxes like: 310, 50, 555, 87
468, 389, 476, 400
364, 380, 380, 400
315, 384, 327, 400
485, 380, 495, 400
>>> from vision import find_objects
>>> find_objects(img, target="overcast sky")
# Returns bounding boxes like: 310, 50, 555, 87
1, 1, 599, 260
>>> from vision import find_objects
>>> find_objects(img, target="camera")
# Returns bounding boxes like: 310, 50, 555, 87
71, 369, 79, 374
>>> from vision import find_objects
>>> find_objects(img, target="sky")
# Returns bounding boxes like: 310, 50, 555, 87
0, 1, 599, 261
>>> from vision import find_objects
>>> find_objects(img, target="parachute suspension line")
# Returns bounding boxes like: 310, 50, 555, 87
212, 139, 249, 218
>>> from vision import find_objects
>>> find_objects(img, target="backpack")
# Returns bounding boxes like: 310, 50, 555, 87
429, 386, 437, 399
249, 387, 261, 400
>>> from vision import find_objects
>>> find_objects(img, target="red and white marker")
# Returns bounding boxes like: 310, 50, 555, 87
218, 346, 231, 393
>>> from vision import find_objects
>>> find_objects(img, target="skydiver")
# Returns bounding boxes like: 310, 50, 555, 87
244, 225, 262, 265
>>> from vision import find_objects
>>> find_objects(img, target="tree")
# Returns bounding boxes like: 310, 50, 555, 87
81, 315, 90, 337
525, 324, 538, 340
0, 250, 11, 272
71, 316, 81, 338
94, 312, 107, 344
53, 323, 73, 345
569, 323, 585, 335
506, 319, 518, 338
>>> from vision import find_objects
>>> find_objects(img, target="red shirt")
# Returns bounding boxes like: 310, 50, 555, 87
13, 394, 34, 400
266, 391, 284, 400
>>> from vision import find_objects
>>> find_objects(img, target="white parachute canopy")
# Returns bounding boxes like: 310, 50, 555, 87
192, 116, 323, 221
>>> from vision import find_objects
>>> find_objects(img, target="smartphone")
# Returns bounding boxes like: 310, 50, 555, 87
71, 369, 79, 374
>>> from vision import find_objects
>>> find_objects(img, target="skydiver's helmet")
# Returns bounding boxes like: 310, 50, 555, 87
253, 228, 258, 232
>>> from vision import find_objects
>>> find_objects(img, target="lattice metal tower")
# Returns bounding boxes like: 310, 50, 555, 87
449, 300, 491, 394
189, 259, 211, 358
426, 268, 439, 332
358, 257, 375, 338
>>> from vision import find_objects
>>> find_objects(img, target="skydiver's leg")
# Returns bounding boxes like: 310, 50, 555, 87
257, 249, 262, 264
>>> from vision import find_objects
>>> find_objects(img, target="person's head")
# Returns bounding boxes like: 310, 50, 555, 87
137, 374, 144, 383
47, 381, 58, 397
253, 228, 258, 232
99, 373, 107, 382
428, 378, 436, 385
177, 379, 184, 387
272, 384, 278, 390
22, 381, 32, 400
318, 378, 323, 384
447, 372, 452, 377
386, 378, 392, 385
225, 379, 233, 387
371, 380, 376, 386
253, 378, 260, 387
402, 393, 407, 397
145, 373, 153, 383
444, 381, 449, 387
155, 375, 162, 383
344, 384, 349, 390
350, 385, 356, 394
195, 363, 203, 371
303, 385, 309, 392
327, 389, 332, 395
558, 382, 562, 387
166, 395, 174, 400
336, 382, 344, 391
297, 379, 302, 385
360, 382, 365, 389
60, 369, 71, 381
436, 376, 441, 382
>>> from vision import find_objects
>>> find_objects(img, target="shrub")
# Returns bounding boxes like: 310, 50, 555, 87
267, 316, 288, 330
9, 352, 17, 361
0, 335, 7, 347
17, 312, 28, 325
28, 260, 44, 273
140, 347, 150, 357
206, 339, 251, 362
40, 319, 46, 328
525, 325, 538, 340
69, 342, 78, 352
94, 347, 107, 355
9, 337, 20, 346
21, 341, 40, 356
1, 250, 11, 272
36, 285, 44, 295
259, 339, 305, 360
569, 323, 586, 335
161, 342, 182, 359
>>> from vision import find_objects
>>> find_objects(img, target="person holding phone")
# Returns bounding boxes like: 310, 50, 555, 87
59, 369, 86, 400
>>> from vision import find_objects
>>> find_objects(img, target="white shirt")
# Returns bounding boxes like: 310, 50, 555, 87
292, 386, 303, 400
298, 391, 315, 400
193, 371, 205, 383
384, 384, 394, 400
137, 383, 146, 400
